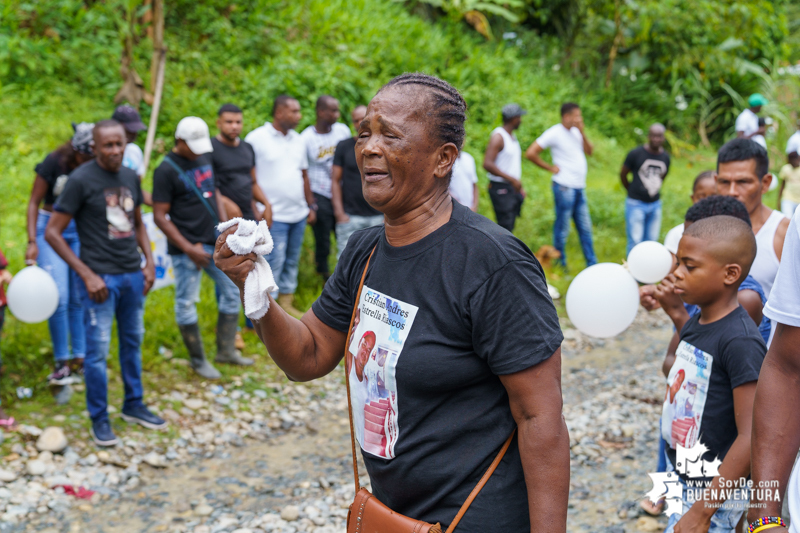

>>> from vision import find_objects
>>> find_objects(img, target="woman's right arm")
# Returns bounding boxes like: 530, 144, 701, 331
213, 227, 347, 381
25, 176, 49, 264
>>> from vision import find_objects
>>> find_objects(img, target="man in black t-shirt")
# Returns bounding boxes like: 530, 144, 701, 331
620, 123, 671, 253
46, 120, 163, 447
210, 103, 272, 223
653, 216, 765, 531
153, 116, 252, 380
331, 105, 383, 258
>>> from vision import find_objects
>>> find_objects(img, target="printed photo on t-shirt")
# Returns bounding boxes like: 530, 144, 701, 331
661, 340, 713, 449
104, 187, 135, 239
346, 286, 419, 459
638, 159, 668, 197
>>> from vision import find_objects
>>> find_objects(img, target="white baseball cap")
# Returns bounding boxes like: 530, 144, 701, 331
175, 116, 213, 155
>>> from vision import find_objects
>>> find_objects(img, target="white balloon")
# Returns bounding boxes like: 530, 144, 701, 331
566, 263, 640, 338
6, 266, 59, 324
627, 241, 674, 284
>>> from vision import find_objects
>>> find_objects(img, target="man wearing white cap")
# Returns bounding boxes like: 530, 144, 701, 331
153, 117, 252, 380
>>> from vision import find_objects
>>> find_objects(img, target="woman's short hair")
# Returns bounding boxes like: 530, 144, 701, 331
379, 73, 467, 150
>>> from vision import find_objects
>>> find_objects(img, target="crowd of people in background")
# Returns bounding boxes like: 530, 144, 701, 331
0, 84, 800, 533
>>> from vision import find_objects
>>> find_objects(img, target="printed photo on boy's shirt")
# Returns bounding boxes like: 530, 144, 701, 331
661, 340, 713, 450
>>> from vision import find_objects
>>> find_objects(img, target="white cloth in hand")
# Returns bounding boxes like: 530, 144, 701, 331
217, 218, 276, 320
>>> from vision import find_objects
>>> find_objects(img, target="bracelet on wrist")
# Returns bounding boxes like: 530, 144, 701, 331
749, 517, 787, 533
752, 525, 780, 533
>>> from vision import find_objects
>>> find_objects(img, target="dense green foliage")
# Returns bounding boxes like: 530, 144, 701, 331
0, 0, 787, 420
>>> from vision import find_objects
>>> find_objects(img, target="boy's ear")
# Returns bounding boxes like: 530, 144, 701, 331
723, 263, 743, 286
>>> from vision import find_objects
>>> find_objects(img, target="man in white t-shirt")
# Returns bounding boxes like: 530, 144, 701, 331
244, 95, 315, 318
747, 207, 800, 533
526, 103, 597, 269
449, 150, 478, 211
112, 105, 151, 205
483, 104, 525, 232
301, 96, 351, 282
735, 93, 767, 149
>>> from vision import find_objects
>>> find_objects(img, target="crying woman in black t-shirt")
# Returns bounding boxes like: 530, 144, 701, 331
215, 74, 568, 532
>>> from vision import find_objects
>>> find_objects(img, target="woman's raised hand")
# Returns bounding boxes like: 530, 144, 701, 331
213, 225, 258, 292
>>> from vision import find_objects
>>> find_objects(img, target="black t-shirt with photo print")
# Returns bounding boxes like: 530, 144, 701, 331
664, 306, 766, 482
152, 152, 219, 255
333, 137, 381, 217
35, 150, 75, 206
624, 145, 671, 202
54, 160, 143, 275
210, 137, 256, 220
312, 201, 563, 530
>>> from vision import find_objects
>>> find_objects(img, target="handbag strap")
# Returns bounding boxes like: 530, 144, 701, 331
344, 245, 377, 495
343, 245, 516, 531
163, 155, 219, 225
445, 428, 516, 533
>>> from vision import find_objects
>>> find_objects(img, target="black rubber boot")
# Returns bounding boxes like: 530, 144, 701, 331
178, 323, 221, 380
215, 313, 254, 366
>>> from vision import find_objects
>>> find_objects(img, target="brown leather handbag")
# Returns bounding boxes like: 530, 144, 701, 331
344, 247, 516, 533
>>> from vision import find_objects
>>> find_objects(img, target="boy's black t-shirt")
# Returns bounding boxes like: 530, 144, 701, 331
35, 151, 73, 206
312, 201, 563, 530
54, 160, 143, 275
624, 145, 671, 202
332, 137, 381, 217
664, 306, 766, 482
152, 152, 219, 255
210, 137, 256, 220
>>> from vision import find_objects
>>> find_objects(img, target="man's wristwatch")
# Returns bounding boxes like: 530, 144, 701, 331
310, 203, 319, 212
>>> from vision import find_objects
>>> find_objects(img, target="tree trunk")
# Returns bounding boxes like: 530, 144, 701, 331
150, 0, 164, 93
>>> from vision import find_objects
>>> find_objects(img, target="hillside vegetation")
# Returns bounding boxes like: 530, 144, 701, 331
0, 0, 792, 411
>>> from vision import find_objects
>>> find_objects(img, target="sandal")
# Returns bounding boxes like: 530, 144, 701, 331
0, 417, 16, 428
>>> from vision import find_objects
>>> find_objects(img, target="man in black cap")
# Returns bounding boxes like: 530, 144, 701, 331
483, 103, 526, 232
112, 105, 151, 205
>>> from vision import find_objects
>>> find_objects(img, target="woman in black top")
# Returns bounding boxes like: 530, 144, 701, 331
215, 74, 569, 531
25, 122, 94, 384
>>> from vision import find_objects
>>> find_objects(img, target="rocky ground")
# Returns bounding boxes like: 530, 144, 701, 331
1, 309, 675, 533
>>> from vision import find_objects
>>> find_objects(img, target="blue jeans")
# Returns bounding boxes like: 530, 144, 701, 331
336, 214, 384, 259
172, 244, 241, 325
657, 434, 668, 473
77, 270, 146, 424
552, 184, 597, 268
37, 210, 86, 362
266, 219, 307, 298
625, 198, 662, 254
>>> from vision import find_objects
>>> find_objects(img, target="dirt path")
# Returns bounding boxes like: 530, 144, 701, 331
12, 310, 675, 533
